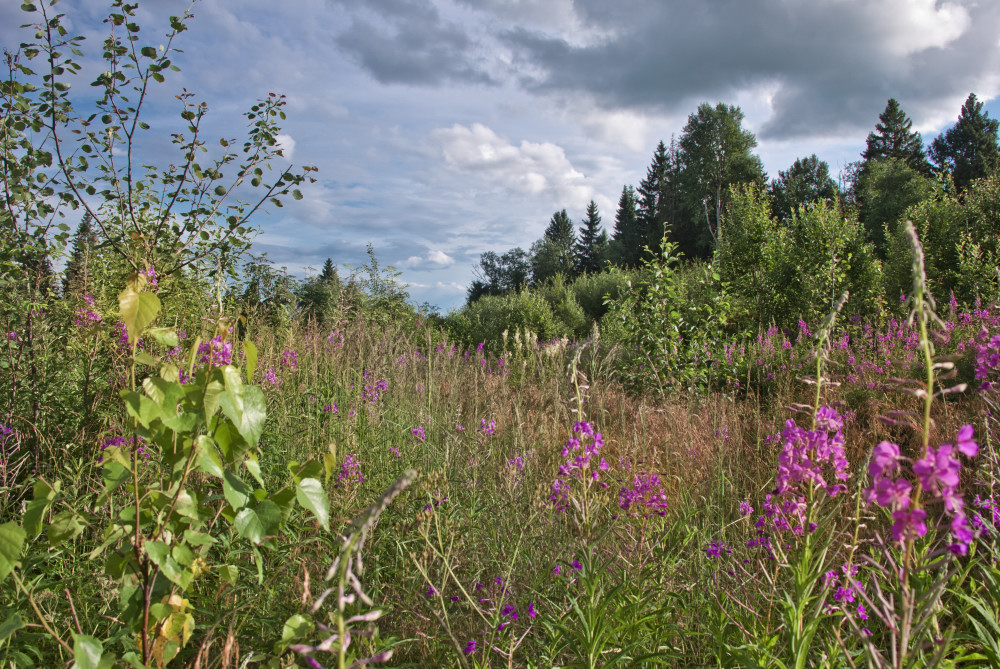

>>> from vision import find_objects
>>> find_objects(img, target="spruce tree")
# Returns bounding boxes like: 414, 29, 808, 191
532, 210, 577, 284
636, 141, 669, 255
575, 200, 606, 274
930, 93, 1000, 191
862, 98, 931, 174
611, 185, 642, 267
320, 257, 339, 284
62, 212, 99, 297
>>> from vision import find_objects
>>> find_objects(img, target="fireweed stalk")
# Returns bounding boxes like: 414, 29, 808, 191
849, 222, 978, 669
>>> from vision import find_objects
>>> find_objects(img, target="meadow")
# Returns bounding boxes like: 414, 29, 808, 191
1, 225, 999, 668
2, 3, 999, 666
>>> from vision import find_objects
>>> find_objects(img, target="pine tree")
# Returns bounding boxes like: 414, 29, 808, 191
930, 93, 1000, 191
863, 98, 931, 174
611, 185, 642, 267
62, 212, 99, 297
575, 200, 606, 274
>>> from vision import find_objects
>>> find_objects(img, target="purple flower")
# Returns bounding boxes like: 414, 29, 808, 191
703, 541, 731, 559
739, 500, 754, 516
528, 601, 537, 619
463, 640, 476, 654
891, 507, 928, 541
411, 426, 426, 442
480, 418, 496, 436
954, 425, 978, 458
197, 336, 233, 367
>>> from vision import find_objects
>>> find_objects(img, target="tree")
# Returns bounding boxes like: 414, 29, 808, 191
769, 155, 838, 220
62, 212, 99, 297
677, 103, 766, 258
610, 185, 642, 267
467, 247, 530, 303
636, 141, 670, 256
930, 93, 1000, 191
320, 257, 339, 284
857, 158, 934, 253
862, 98, 931, 174
575, 200, 607, 274
531, 210, 576, 284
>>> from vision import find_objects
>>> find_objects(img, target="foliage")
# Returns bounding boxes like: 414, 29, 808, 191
930, 93, 1000, 192
769, 154, 838, 221
862, 98, 932, 175
467, 247, 530, 303
575, 201, 608, 275
677, 103, 767, 258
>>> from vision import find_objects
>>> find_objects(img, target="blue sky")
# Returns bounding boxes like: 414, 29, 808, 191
4, 0, 999, 312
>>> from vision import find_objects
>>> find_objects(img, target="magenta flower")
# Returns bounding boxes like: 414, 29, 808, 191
954, 424, 978, 458
891, 507, 928, 541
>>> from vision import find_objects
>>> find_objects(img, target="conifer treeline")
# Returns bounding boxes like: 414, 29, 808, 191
467, 94, 1000, 305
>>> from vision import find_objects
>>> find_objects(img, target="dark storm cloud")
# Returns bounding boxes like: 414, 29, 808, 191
501, 0, 1000, 139
331, 0, 495, 86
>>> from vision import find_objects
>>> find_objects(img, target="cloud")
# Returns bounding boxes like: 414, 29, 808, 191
329, 0, 495, 85
275, 134, 296, 160
433, 122, 592, 207
399, 249, 457, 269
500, 0, 1000, 140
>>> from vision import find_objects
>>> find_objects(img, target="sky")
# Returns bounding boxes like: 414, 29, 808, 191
3, 0, 1000, 312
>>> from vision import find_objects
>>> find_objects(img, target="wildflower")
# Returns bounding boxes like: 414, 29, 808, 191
197, 336, 233, 367
336, 454, 364, 488
618, 472, 669, 517
322, 403, 338, 414
479, 418, 496, 436
411, 426, 426, 442
261, 367, 280, 387
527, 601, 537, 619
550, 421, 608, 512
501, 604, 518, 620
463, 640, 476, 654
703, 541, 731, 559
73, 295, 102, 327
739, 500, 754, 516
456, 422, 464, 433
280, 348, 298, 370
891, 507, 928, 542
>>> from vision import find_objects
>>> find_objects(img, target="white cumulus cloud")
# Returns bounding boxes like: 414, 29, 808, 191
432, 122, 592, 207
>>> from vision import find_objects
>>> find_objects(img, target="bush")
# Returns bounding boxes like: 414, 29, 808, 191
446, 290, 567, 354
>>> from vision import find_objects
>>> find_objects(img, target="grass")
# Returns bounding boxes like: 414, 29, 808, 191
0, 289, 998, 668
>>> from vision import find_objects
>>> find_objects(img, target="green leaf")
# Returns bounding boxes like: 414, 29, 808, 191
145, 541, 186, 587
243, 340, 258, 381
203, 380, 223, 419
47, 510, 87, 546
220, 379, 266, 447
23, 478, 58, 538
71, 633, 104, 669
140, 46, 156, 58
135, 350, 157, 367
0, 522, 26, 583
147, 327, 179, 347
219, 564, 239, 585
214, 185, 227, 196
292, 189, 303, 200
195, 436, 224, 478
118, 286, 161, 346
95, 461, 130, 507
296, 478, 330, 531
0, 613, 25, 647
233, 500, 281, 544
281, 614, 313, 642
222, 470, 251, 510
